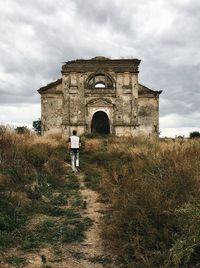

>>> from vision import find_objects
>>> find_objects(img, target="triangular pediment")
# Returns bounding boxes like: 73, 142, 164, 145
139, 84, 162, 96
38, 78, 62, 94
87, 98, 113, 107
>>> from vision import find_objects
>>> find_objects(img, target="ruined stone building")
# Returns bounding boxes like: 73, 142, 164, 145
38, 57, 162, 137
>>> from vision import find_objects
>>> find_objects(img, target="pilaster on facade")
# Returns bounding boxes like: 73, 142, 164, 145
38, 57, 162, 137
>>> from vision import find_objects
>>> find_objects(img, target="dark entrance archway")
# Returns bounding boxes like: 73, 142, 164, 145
91, 111, 110, 134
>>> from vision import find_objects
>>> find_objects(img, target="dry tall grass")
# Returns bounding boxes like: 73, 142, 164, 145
1, 127, 200, 267
0, 126, 68, 207
83, 136, 200, 267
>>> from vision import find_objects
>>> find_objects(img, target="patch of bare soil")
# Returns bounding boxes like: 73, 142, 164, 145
74, 174, 112, 267
48, 173, 114, 268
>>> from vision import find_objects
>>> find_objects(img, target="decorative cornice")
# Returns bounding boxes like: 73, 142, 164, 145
114, 123, 140, 127
86, 97, 114, 106
62, 57, 141, 73
40, 91, 62, 95
62, 123, 87, 126
84, 89, 116, 98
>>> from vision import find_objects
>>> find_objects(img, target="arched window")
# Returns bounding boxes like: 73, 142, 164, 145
87, 73, 114, 89
95, 82, 105, 88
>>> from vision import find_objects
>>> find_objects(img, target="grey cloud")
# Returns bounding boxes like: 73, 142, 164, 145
0, 0, 199, 131
0, 93, 39, 105
73, 0, 138, 37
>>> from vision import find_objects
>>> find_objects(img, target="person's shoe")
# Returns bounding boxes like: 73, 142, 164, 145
76, 167, 80, 172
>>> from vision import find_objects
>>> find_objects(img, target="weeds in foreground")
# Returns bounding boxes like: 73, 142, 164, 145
2, 127, 200, 267
7, 256, 26, 267
21, 217, 91, 251
50, 194, 68, 206
83, 136, 200, 267
0, 127, 91, 266
84, 171, 102, 191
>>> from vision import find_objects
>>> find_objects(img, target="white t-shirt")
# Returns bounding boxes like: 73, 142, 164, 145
69, 135, 80, 149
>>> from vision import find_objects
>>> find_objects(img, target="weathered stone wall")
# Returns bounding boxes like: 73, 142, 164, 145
114, 72, 139, 136
85, 71, 114, 134
138, 97, 159, 136
38, 57, 161, 138
41, 84, 63, 135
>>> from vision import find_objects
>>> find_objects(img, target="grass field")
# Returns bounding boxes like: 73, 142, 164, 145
82, 135, 200, 267
0, 127, 200, 267
0, 127, 92, 267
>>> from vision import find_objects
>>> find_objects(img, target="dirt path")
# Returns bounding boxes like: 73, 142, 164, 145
78, 174, 108, 265
55, 172, 112, 268
1, 170, 114, 268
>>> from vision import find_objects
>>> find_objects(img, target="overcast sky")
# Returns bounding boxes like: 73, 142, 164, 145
0, 0, 199, 137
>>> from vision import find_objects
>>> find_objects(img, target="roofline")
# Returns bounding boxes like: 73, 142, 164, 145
139, 83, 162, 96
62, 57, 141, 73
38, 78, 62, 94
64, 58, 141, 64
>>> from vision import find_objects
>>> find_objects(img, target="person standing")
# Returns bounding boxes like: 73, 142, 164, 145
68, 130, 81, 172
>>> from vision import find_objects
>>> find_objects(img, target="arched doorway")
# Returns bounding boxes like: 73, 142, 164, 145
91, 111, 110, 134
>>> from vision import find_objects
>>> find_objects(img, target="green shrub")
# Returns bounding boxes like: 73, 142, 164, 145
0, 196, 27, 249
0, 232, 15, 249
84, 171, 101, 191
62, 225, 84, 243
190, 131, 200, 139
21, 219, 60, 250
21, 216, 92, 250
47, 206, 80, 218
26, 187, 41, 200
32, 118, 41, 134
21, 233, 42, 250
15, 126, 29, 135
0, 198, 27, 232
64, 208, 81, 218
64, 174, 80, 191
71, 193, 85, 208
23, 200, 51, 215
62, 217, 92, 243
7, 256, 26, 267
50, 194, 68, 206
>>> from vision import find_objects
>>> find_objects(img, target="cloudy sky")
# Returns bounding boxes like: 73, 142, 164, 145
0, 0, 199, 137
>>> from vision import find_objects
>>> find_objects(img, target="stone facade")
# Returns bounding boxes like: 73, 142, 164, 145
38, 57, 162, 138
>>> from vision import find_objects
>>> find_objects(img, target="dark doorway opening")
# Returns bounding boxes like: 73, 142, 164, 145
91, 111, 110, 134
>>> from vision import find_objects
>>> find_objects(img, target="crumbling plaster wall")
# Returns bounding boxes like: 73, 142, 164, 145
114, 72, 139, 137
138, 96, 159, 135
41, 84, 63, 135
39, 58, 161, 137
62, 72, 86, 137
85, 71, 116, 134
